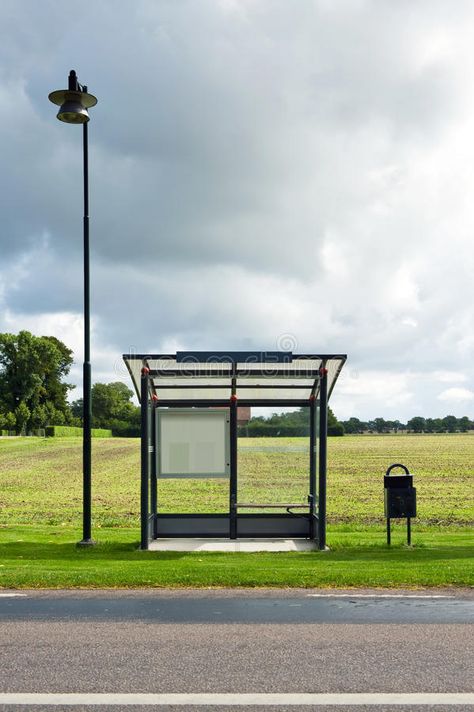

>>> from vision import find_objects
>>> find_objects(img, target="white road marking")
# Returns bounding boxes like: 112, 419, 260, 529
0, 593, 27, 598
0, 692, 471, 706
306, 593, 454, 598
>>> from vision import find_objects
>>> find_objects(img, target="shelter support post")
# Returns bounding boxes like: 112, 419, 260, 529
309, 396, 317, 541
229, 380, 238, 539
151, 403, 158, 539
140, 367, 150, 550
318, 366, 328, 550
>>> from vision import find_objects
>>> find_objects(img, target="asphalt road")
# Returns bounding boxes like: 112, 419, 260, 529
0, 589, 473, 711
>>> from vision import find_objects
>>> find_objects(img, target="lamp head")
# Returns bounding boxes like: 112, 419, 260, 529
48, 71, 97, 124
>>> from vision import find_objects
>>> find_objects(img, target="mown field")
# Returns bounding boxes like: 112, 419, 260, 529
0, 434, 472, 588
0, 433, 472, 527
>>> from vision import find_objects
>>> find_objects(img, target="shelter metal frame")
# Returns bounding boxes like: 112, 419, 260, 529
123, 351, 346, 550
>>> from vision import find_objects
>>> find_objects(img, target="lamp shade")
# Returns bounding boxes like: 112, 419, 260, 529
48, 89, 97, 124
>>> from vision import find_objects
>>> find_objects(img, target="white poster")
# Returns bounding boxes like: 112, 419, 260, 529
157, 409, 230, 478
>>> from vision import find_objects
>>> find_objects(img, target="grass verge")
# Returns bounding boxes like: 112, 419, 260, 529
1, 525, 472, 589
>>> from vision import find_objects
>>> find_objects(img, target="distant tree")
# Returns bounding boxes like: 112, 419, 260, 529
15, 402, 30, 433
242, 406, 344, 437
328, 408, 344, 436
391, 420, 404, 432
30, 405, 48, 429
458, 416, 471, 432
108, 406, 141, 437
374, 417, 388, 433
442, 415, 458, 433
407, 416, 426, 433
0, 331, 74, 432
70, 398, 83, 421
91, 381, 136, 429
341, 417, 366, 434
3, 412, 16, 431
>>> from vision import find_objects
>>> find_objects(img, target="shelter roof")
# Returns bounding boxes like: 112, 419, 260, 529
124, 351, 346, 407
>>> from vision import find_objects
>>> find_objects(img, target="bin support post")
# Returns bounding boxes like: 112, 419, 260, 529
309, 396, 317, 541
318, 366, 328, 550
386, 517, 391, 546
140, 366, 150, 550
407, 517, 411, 546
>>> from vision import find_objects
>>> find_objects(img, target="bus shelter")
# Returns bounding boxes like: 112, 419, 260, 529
123, 351, 346, 550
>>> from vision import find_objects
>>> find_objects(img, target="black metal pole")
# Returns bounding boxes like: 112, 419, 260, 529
140, 368, 150, 550
318, 367, 328, 550
78, 117, 94, 546
309, 397, 317, 541
407, 517, 411, 546
387, 517, 391, 546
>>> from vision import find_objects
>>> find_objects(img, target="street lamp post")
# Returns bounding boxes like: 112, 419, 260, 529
49, 70, 98, 546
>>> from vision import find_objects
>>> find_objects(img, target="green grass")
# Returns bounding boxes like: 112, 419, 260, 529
0, 433, 472, 588
0, 525, 472, 589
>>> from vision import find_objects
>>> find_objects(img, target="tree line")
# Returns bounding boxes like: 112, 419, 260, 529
1, 331, 472, 436
241, 411, 473, 437
340, 415, 473, 434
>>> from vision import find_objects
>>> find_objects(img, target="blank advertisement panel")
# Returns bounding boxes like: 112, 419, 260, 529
157, 409, 230, 478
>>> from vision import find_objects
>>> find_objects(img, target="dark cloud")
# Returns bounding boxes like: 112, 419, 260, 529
0, 0, 473, 419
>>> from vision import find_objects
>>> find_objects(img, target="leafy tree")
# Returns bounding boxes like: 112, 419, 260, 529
3, 412, 16, 431
91, 381, 136, 428
108, 406, 141, 437
328, 408, 344, 436
387, 420, 404, 432
242, 406, 344, 437
15, 401, 30, 432
341, 417, 366, 434
425, 418, 436, 433
407, 416, 426, 433
0, 331, 74, 432
30, 405, 48, 429
374, 417, 388, 433
70, 398, 83, 421
442, 415, 458, 433
71, 382, 140, 435
458, 416, 471, 432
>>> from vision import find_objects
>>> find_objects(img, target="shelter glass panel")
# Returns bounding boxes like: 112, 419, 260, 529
237, 407, 310, 512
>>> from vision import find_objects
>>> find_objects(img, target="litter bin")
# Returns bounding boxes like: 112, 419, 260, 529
384, 463, 416, 544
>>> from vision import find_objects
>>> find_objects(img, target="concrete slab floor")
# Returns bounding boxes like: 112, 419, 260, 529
147, 538, 318, 552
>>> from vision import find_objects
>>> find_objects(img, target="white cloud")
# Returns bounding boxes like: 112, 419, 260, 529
432, 371, 468, 384
437, 387, 474, 403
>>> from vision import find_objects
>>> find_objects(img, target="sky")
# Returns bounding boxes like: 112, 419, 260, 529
0, 0, 473, 422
